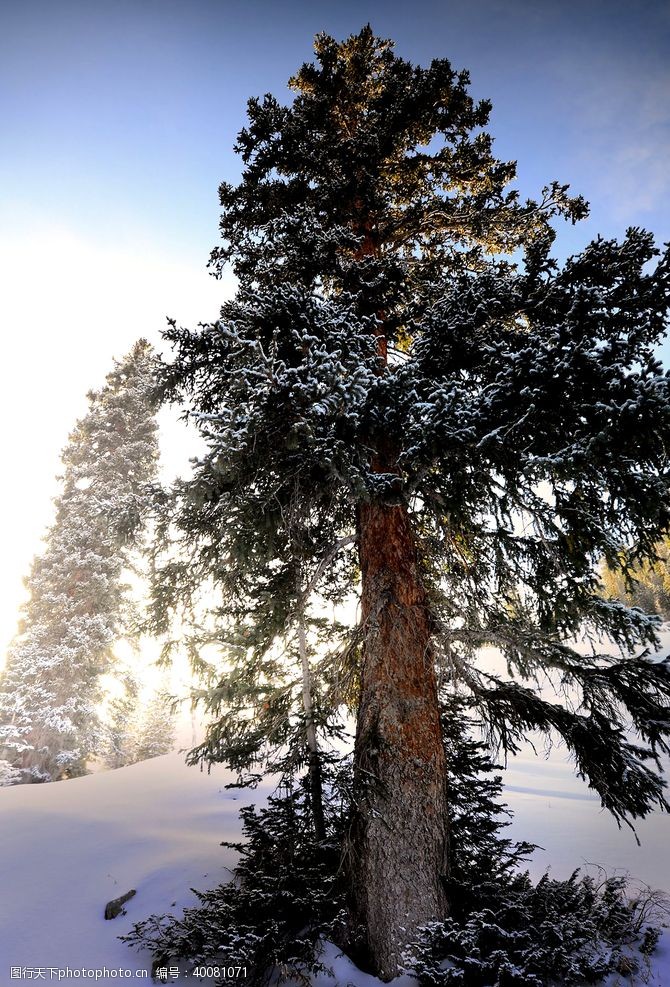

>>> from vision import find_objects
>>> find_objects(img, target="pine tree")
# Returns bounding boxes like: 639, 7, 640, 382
133, 687, 177, 762
101, 671, 142, 770
0, 340, 159, 783
152, 28, 670, 978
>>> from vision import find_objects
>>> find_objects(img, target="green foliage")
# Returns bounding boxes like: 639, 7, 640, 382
183, 610, 356, 786
149, 26, 670, 829
405, 871, 659, 986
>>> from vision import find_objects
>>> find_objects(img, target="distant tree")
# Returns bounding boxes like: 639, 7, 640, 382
101, 672, 177, 769
602, 539, 670, 620
133, 688, 177, 762
151, 28, 670, 977
0, 341, 159, 783
101, 671, 142, 770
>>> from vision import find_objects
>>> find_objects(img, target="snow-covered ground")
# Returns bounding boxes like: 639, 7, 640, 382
3, 639, 670, 987
505, 744, 670, 893
2, 747, 669, 987
0, 753, 418, 987
0, 754, 262, 985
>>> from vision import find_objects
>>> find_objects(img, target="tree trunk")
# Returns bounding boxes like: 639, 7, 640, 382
349, 495, 449, 980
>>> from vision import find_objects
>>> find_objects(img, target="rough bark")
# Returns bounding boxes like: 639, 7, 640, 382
349, 495, 449, 980
344, 201, 449, 978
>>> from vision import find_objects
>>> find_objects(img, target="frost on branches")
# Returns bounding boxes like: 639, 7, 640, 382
0, 341, 159, 784
149, 28, 670, 978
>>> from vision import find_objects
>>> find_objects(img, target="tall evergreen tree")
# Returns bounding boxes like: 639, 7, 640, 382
0, 340, 159, 783
153, 29, 670, 978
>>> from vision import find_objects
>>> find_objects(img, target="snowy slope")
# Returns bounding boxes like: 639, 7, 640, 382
505, 745, 670, 892
2, 737, 669, 984
0, 754, 416, 987
0, 754, 264, 983
476, 632, 670, 890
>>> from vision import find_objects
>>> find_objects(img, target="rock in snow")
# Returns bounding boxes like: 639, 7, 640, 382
104, 890, 136, 921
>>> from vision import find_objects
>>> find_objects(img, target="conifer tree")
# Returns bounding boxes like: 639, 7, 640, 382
133, 687, 177, 762
101, 677, 177, 769
153, 29, 670, 977
0, 341, 159, 783
101, 671, 142, 770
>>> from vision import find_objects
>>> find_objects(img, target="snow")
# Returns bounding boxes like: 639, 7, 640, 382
505, 745, 670, 888
2, 729, 670, 985
0, 754, 273, 985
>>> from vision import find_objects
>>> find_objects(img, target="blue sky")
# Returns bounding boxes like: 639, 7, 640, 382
2, 0, 669, 260
0, 0, 669, 651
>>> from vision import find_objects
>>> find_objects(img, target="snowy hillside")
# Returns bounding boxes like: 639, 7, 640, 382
0, 754, 412, 986
0, 755, 260, 983
505, 745, 670, 893
2, 729, 670, 985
